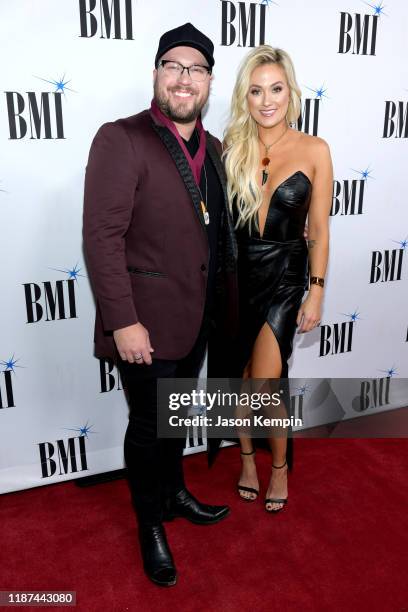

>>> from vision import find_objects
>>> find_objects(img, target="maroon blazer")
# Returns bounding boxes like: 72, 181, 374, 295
83, 109, 237, 360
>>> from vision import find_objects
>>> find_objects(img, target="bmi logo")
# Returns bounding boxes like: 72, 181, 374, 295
290, 383, 311, 422
356, 365, 396, 412
320, 310, 360, 357
331, 166, 372, 216
79, 0, 134, 39
0, 355, 22, 409
338, 2, 385, 55
383, 99, 408, 139
99, 358, 123, 393
23, 263, 84, 324
220, 1, 271, 47
370, 238, 406, 283
38, 421, 95, 478
5, 74, 73, 140
187, 424, 204, 449
298, 85, 328, 136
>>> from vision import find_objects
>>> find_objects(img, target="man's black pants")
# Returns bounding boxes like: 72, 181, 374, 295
119, 318, 210, 526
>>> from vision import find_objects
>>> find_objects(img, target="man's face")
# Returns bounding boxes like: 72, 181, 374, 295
153, 45, 212, 124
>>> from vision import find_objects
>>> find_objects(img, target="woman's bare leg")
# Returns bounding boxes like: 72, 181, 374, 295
249, 323, 288, 511
237, 361, 259, 500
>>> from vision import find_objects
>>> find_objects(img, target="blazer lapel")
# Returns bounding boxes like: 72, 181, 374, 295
151, 116, 238, 270
205, 133, 228, 203
151, 121, 207, 234
206, 133, 238, 268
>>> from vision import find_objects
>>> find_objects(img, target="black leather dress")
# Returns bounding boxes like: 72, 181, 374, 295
207, 170, 312, 467
234, 170, 312, 378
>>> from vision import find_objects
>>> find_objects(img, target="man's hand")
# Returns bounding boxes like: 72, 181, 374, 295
113, 323, 154, 365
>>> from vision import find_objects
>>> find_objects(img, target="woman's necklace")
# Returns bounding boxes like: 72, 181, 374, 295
259, 127, 288, 186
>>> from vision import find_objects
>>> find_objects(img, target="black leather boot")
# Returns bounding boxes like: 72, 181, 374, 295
163, 488, 230, 525
138, 523, 177, 587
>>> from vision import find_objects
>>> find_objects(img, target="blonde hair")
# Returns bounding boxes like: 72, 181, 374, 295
223, 46, 301, 230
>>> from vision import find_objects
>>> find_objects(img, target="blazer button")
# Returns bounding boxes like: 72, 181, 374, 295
201, 264, 207, 271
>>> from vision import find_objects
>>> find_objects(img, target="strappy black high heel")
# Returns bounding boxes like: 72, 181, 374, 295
237, 450, 259, 502
265, 460, 288, 513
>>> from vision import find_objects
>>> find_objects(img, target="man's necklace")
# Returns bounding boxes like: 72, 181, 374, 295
259, 127, 288, 186
195, 130, 209, 225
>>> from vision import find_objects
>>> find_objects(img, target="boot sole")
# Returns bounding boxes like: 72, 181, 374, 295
149, 574, 178, 587
163, 508, 230, 525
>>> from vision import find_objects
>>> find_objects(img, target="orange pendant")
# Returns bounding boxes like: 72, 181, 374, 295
262, 157, 270, 167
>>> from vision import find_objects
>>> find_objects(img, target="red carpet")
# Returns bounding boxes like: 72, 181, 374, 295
2, 439, 408, 611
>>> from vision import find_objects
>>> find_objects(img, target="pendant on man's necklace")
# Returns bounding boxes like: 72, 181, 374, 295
201, 201, 210, 225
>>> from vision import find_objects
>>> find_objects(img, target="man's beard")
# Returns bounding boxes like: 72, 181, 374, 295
154, 83, 206, 124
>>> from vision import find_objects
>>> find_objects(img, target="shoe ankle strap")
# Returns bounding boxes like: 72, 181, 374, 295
272, 460, 287, 469
240, 450, 255, 456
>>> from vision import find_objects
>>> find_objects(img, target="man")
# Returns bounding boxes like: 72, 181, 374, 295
83, 23, 237, 587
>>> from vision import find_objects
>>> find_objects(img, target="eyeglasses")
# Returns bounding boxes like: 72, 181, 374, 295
158, 60, 211, 82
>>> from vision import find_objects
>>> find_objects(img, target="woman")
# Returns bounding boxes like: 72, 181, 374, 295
223, 46, 333, 512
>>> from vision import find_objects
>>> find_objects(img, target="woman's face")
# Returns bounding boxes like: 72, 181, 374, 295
247, 62, 290, 129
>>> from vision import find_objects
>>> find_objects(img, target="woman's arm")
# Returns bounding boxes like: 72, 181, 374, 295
297, 138, 333, 333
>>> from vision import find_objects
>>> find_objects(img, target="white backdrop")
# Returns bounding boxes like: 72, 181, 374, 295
1, 0, 407, 494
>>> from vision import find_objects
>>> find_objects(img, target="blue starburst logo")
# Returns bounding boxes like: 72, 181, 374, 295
304, 84, 329, 100
363, 1, 387, 17
351, 165, 374, 181
378, 365, 397, 377
391, 236, 408, 250
34, 73, 76, 96
342, 309, 361, 322
0, 355, 23, 374
64, 420, 97, 438
260, 0, 279, 6
50, 263, 85, 281
293, 383, 311, 396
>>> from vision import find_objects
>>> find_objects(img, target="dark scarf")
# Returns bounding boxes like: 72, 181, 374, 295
150, 99, 206, 186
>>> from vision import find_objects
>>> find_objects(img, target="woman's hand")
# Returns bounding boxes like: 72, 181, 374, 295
296, 291, 323, 333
